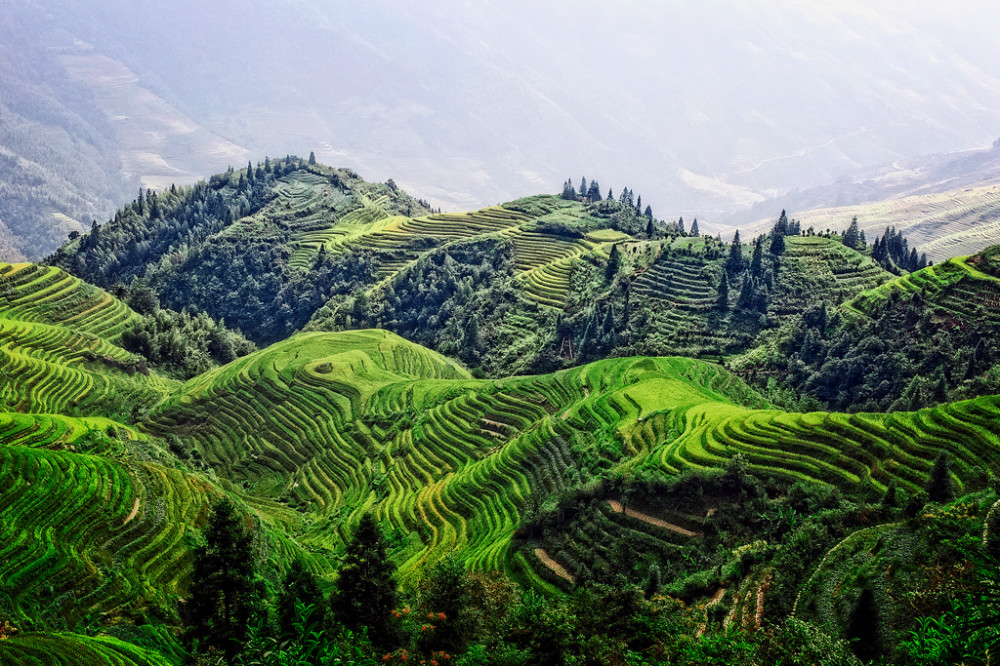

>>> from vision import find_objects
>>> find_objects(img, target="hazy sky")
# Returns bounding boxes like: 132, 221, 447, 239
8, 0, 1000, 224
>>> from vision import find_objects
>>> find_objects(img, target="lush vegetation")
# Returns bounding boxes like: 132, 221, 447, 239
3, 165, 1000, 665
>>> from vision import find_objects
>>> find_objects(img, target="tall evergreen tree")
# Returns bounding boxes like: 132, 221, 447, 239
580, 176, 588, 196
605, 244, 622, 282
308, 151, 316, 165
716, 273, 729, 311
843, 216, 860, 249
184, 498, 264, 660
749, 236, 764, 277
330, 513, 398, 648
645, 217, 654, 238
726, 230, 744, 274
925, 452, 955, 503
690, 219, 699, 236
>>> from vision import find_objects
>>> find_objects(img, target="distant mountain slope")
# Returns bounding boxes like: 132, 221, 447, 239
0, 6, 134, 260
739, 179, 1000, 262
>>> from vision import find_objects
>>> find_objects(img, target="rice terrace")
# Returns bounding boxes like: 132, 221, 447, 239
3, 4, 1000, 664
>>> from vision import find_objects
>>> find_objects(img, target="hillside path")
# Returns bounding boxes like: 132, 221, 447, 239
534, 548, 574, 583
606, 500, 701, 537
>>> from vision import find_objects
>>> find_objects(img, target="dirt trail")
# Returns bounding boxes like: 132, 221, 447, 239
534, 548, 574, 583
696, 588, 727, 638
123, 497, 141, 525
606, 500, 701, 537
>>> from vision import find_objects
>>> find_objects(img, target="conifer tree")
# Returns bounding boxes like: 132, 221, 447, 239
330, 513, 398, 648
690, 219, 699, 236
605, 244, 621, 282
580, 177, 588, 197
184, 498, 264, 659
607, 187, 613, 201
644, 204, 653, 219
716, 273, 729, 311
925, 452, 955, 503
749, 236, 764, 277
645, 218, 654, 238
678, 216, 685, 234
726, 230, 744, 274
843, 216, 860, 249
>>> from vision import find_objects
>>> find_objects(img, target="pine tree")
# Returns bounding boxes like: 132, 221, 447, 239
843, 216, 860, 249
716, 273, 729, 311
580, 177, 588, 197
330, 514, 398, 648
726, 230, 744, 274
588, 180, 602, 201
645, 218, 654, 238
308, 151, 316, 165
184, 498, 264, 659
605, 244, 621, 282
678, 217, 685, 234
246, 160, 255, 185
278, 560, 326, 638
644, 204, 653, 219
690, 219, 699, 236
925, 452, 955, 503
749, 236, 764, 277
607, 187, 614, 201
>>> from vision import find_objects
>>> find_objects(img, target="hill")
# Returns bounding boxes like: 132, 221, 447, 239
737, 246, 1000, 411
2, 281, 998, 663
52, 163, 896, 377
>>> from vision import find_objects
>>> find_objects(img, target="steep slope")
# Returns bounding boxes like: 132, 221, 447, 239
0, 262, 172, 419
144, 329, 999, 586
739, 246, 1000, 411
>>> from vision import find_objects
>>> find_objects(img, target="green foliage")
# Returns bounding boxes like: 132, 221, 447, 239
926, 452, 956, 504
278, 560, 326, 640
330, 513, 399, 648
184, 498, 267, 660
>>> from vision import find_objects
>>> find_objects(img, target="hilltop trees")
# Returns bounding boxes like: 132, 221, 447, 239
330, 513, 399, 648
184, 498, 265, 659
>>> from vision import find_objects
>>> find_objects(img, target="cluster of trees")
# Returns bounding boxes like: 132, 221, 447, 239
118, 290, 255, 378
753, 293, 1000, 411
871, 226, 929, 273
716, 212, 799, 319
310, 237, 522, 373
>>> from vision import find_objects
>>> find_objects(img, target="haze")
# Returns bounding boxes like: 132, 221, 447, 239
3, 0, 1000, 257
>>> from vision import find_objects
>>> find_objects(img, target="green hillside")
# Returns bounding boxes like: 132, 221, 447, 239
741, 245, 1000, 412
141, 329, 999, 586
50, 164, 895, 376
2, 293, 998, 663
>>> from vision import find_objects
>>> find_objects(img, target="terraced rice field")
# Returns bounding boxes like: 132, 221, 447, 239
0, 632, 173, 666
772, 236, 890, 314
846, 255, 1000, 324
143, 329, 1000, 582
1, 263, 139, 340
0, 265, 173, 418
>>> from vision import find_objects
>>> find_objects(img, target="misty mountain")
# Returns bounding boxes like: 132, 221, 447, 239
5, 1, 1000, 257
